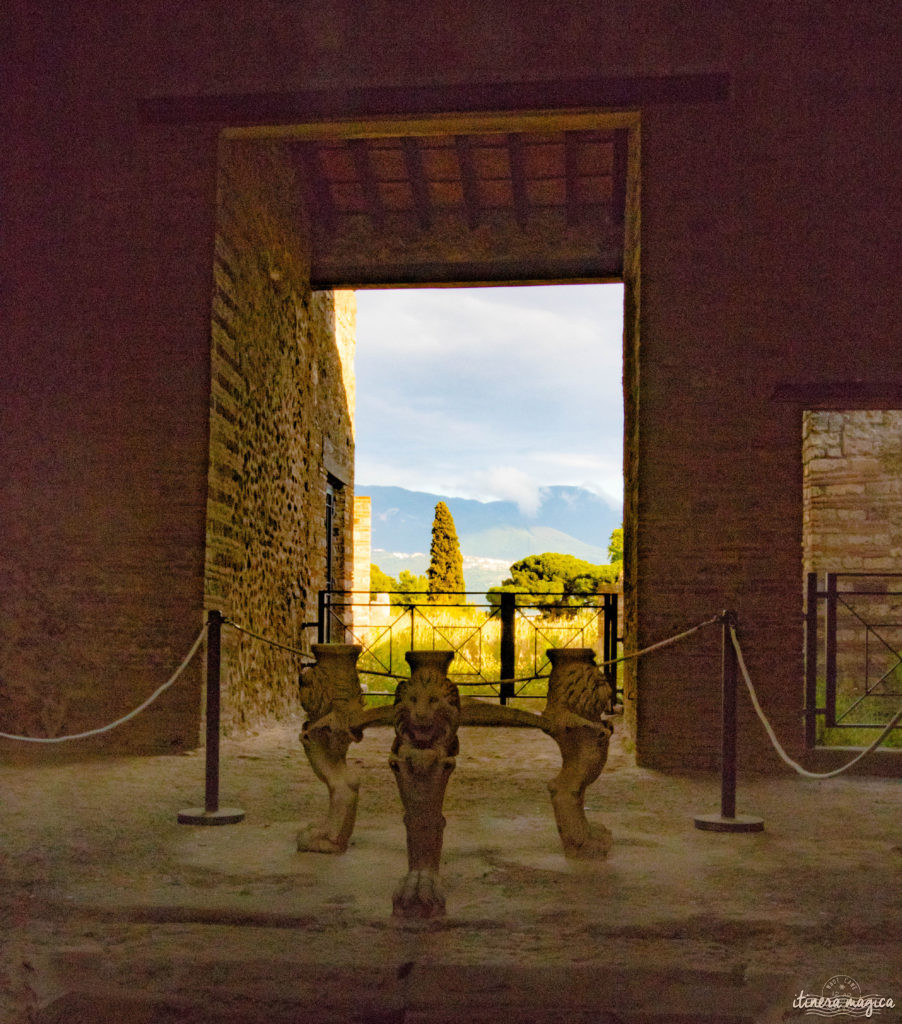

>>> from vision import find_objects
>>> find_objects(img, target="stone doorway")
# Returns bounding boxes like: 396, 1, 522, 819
203, 111, 640, 742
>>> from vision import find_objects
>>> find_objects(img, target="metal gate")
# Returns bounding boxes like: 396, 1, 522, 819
805, 572, 902, 745
316, 589, 621, 705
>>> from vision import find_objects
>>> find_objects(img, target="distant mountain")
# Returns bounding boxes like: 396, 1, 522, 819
362, 484, 621, 589
371, 551, 511, 592
454, 525, 608, 563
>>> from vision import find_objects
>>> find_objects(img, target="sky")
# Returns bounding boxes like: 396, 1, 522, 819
353, 283, 624, 516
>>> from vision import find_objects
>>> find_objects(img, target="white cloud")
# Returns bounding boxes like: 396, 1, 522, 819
469, 466, 546, 516
354, 284, 624, 501
356, 286, 622, 393
462, 554, 510, 569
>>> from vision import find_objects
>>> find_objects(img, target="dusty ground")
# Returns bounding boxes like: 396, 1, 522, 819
1, 721, 899, 1023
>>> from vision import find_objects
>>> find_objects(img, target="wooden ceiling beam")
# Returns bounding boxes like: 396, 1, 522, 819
564, 131, 581, 227
400, 137, 432, 230
144, 73, 728, 129
311, 254, 622, 289
611, 128, 629, 227
454, 135, 481, 230
295, 143, 336, 234
347, 138, 385, 228
507, 133, 529, 230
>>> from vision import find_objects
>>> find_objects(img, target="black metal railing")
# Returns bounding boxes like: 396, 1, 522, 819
805, 572, 902, 745
316, 589, 621, 705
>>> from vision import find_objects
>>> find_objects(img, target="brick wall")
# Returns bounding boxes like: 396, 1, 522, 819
204, 139, 355, 733
4, 3, 902, 770
0, 118, 218, 755
803, 411, 902, 575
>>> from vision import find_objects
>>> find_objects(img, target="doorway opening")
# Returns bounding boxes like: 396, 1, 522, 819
204, 110, 639, 735
802, 409, 902, 748
345, 281, 624, 703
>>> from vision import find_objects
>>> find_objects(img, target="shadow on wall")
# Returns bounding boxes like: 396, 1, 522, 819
204, 139, 356, 737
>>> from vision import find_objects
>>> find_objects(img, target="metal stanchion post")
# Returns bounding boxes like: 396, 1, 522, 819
317, 590, 327, 645
499, 591, 515, 705
178, 610, 245, 825
694, 610, 763, 833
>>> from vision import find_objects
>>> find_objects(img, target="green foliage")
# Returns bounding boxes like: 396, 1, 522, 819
370, 563, 395, 596
426, 501, 465, 600
487, 551, 620, 612
815, 676, 902, 749
508, 552, 621, 590
607, 526, 623, 565
369, 564, 428, 608
395, 570, 430, 608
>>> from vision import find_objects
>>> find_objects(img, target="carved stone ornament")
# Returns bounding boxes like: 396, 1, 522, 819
541, 647, 614, 859
296, 643, 365, 854
389, 649, 460, 919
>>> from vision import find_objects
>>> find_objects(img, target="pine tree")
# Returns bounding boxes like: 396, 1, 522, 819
426, 501, 465, 600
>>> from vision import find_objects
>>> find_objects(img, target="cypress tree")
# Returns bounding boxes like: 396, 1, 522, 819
426, 501, 466, 600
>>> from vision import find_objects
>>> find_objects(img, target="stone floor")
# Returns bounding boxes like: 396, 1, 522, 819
1, 722, 899, 1023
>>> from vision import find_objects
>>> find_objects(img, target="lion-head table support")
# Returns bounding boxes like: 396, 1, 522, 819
388, 649, 460, 918
296, 643, 366, 854
296, 645, 615, 918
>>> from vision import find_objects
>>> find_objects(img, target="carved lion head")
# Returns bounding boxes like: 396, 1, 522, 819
298, 663, 330, 722
393, 666, 461, 752
546, 660, 613, 722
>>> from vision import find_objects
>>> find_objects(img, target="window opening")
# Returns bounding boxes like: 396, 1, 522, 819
803, 409, 902, 748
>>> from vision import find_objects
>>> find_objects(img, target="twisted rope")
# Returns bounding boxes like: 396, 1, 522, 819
224, 619, 315, 662
731, 625, 902, 778
602, 614, 721, 668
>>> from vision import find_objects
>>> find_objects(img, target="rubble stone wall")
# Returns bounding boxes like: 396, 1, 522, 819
205, 139, 355, 733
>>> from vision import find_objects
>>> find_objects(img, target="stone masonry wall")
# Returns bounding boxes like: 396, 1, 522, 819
803, 411, 902, 575
205, 139, 355, 734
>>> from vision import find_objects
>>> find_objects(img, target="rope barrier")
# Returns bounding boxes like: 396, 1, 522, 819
494, 671, 551, 685
359, 667, 551, 684
731, 625, 902, 779
603, 614, 722, 669
224, 619, 315, 662
2, 609, 895, 780
0, 625, 208, 744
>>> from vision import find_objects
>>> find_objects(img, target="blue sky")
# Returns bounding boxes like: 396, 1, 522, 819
353, 283, 624, 516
